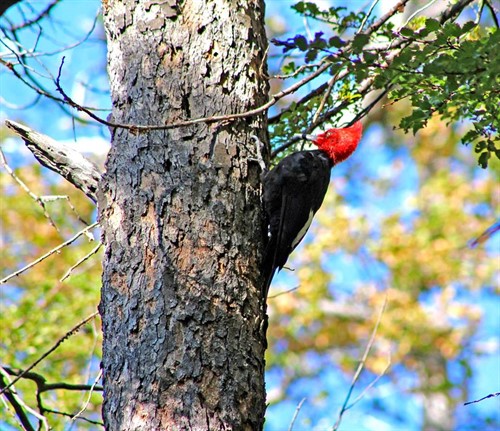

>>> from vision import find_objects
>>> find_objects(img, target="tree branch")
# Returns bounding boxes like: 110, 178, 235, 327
0, 312, 99, 396
0, 222, 98, 285
4, 120, 101, 203
0, 369, 36, 431
2, 367, 104, 393
0, 0, 21, 17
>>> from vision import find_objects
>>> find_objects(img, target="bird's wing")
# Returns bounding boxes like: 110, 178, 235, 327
262, 151, 332, 294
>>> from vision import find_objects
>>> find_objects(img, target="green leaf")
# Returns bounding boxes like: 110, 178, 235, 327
329, 36, 346, 48
475, 141, 487, 153
282, 61, 296, 75
425, 18, 440, 33
352, 33, 370, 53
461, 21, 476, 34
294, 35, 308, 51
305, 49, 318, 63
363, 51, 378, 64
401, 27, 415, 38
478, 151, 490, 168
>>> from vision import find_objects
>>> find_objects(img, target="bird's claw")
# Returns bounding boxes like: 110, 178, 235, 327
249, 134, 267, 172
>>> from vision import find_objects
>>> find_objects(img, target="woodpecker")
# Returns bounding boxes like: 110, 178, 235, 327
261, 121, 363, 296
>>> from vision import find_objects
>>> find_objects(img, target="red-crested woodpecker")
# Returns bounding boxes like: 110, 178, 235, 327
261, 121, 363, 296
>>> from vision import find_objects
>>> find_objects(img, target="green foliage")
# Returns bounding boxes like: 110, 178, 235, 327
0, 164, 102, 429
380, 22, 499, 167
271, 4, 499, 169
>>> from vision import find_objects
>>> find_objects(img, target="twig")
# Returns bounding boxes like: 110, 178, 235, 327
0, 311, 99, 396
400, 0, 440, 29
71, 368, 103, 423
55, 56, 332, 132
345, 356, 391, 410
364, 0, 411, 34
43, 407, 104, 426
40, 195, 91, 227
468, 221, 500, 248
9, 0, 59, 31
482, 0, 499, 28
0, 147, 59, 231
0, 222, 98, 284
60, 242, 102, 282
464, 392, 500, 406
440, 0, 475, 24
272, 62, 322, 80
312, 76, 336, 125
288, 398, 306, 431
268, 285, 300, 299
0, 366, 49, 431
3, 367, 103, 393
356, 0, 381, 34
331, 294, 388, 431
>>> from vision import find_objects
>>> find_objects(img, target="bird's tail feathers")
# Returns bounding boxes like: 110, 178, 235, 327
261, 235, 278, 299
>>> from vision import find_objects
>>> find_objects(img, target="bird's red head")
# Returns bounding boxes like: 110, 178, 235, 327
312, 121, 362, 163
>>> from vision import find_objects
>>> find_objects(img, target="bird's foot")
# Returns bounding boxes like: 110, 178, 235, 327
249, 134, 267, 172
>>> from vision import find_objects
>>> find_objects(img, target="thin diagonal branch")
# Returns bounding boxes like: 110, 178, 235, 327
0, 222, 98, 284
0, 311, 99, 396
60, 242, 102, 282
331, 294, 388, 431
0, 147, 59, 231
288, 398, 306, 431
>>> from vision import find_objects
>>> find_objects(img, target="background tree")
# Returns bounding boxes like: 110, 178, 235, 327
1, 1, 498, 430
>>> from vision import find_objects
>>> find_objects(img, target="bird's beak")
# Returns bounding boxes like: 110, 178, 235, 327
302, 134, 317, 142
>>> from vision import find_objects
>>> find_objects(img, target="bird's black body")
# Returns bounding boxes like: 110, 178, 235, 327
262, 150, 333, 296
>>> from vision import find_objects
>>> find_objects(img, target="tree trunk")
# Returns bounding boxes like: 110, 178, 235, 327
98, 1, 269, 429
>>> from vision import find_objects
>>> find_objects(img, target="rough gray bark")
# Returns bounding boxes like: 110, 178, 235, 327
99, 1, 269, 430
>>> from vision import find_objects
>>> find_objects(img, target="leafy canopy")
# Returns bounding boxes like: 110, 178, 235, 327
270, 2, 499, 168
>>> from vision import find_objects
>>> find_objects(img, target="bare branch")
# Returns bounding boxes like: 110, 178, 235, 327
39, 195, 91, 226
268, 285, 300, 299
0, 368, 36, 431
332, 294, 389, 431
356, 0, 381, 34
42, 407, 104, 426
0, 311, 99, 396
464, 392, 500, 406
55, 56, 333, 133
0, 221, 98, 284
0, 146, 59, 231
71, 368, 103, 423
3, 368, 104, 393
5, 119, 101, 203
60, 242, 102, 282
345, 355, 391, 410
440, 0, 476, 23
9, 0, 60, 31
288, 398, 306, 431
0, 366, 49, 431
